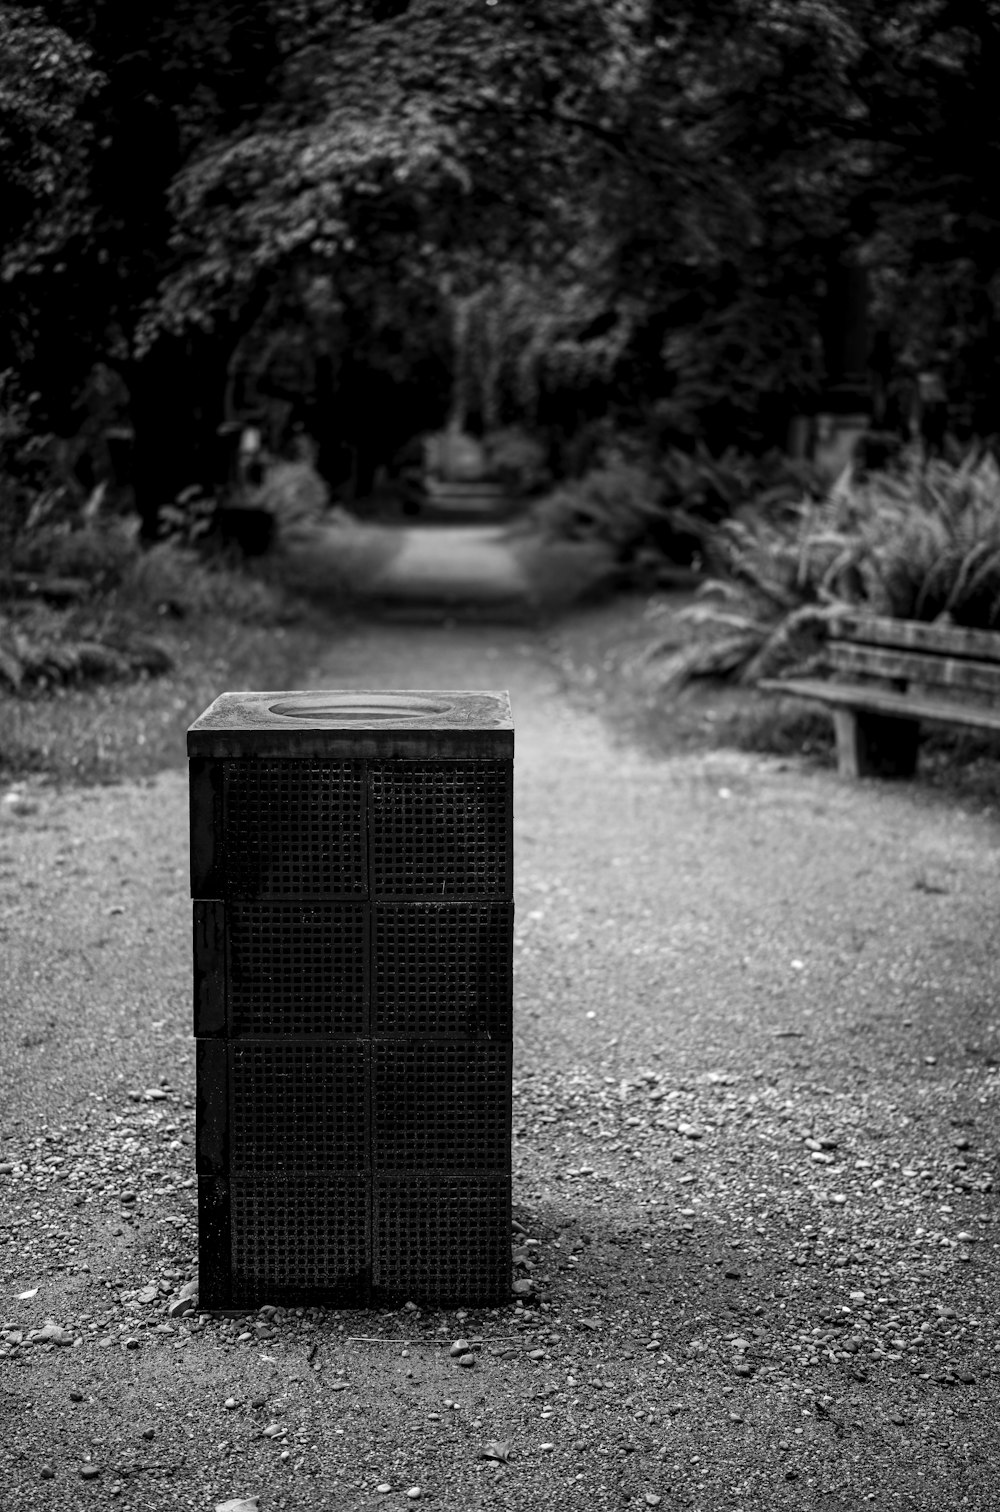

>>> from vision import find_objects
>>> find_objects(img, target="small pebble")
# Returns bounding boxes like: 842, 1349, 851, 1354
540, 1442, 554, 1452
224, 1398, 238, 1410
449, 1339, 470, 1357
377, 1487, 392, 1495
40, 1466, 55, 1480
80, 1465, 100, 1480
141, 1428, 154, 1441
123, 1338, 139, 1351
2, 793, 37, 816
458, 1353, 476, 1368
406, 1490, 422, 1501
69, 1391, 84, 1403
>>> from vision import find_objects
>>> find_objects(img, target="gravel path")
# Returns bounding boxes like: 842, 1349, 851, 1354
1, 606, 998, 1511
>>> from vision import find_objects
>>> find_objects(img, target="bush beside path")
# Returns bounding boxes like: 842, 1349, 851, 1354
0, 611, 998, 1510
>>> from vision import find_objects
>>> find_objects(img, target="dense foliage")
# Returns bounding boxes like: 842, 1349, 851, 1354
643, 454, 1000, 689
5, 0, 1000, 535
532, 446, 823, 574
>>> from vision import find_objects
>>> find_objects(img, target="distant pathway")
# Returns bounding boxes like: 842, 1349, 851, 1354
362, 523, 530, 607
290, 513, 615, 617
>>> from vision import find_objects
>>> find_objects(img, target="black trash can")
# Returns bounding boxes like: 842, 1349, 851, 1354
189, 689, 513, 1309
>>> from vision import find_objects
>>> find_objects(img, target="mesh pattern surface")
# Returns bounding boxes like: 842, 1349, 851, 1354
372, 1042, 510, 1169
369, 762, 510, 896
373, 903, 512, 1037
222, 760, 366, 896
373, 1174, 510, 1304
228, 903, 366, 1036
230, 1042, 368, 1172
231, 1176, 367, 1302
197, 735, 513, 1307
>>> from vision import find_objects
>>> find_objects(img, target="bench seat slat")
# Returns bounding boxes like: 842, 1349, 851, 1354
758, 677, 1000, 734
827, 641, 1000, 696
833, 614, 1000, 662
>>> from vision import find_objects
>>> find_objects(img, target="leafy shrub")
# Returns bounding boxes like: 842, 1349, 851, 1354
1, 521, 294, 693
11, 517, 141, 592
118, 542, 292, 624
0, 602, 172, 692
482, 427, 550, 497
642, 452, 1000, 688
531, 444, 823, 571
248, 459, 328, 536
0, 373, 69, 557
532, 453, 666, 555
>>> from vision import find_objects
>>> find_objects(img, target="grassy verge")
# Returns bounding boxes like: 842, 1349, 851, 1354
0, 511, 398, 787
0, 611, 333, 787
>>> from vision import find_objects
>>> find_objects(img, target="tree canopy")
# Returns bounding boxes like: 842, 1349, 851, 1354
4, 0, 1000, 519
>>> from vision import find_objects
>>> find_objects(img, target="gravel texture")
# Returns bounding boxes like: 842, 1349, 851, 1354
0, 604, 998, 1511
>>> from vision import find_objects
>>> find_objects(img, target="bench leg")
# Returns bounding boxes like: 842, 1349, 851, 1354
833, 710, 920, 778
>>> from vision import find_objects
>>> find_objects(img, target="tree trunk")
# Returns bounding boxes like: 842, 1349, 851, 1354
127, 337, 232, 538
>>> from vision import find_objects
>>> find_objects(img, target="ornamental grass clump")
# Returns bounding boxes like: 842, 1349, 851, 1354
642, 452, 1000, 689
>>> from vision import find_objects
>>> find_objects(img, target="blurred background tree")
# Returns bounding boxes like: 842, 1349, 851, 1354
5, 0, 1000, 540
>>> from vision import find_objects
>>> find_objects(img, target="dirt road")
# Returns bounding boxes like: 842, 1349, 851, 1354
1, 605, 999, 1511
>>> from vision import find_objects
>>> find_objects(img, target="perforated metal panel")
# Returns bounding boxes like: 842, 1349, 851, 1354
228, 903, 367, 1036
231, 1177, 369, 1305
230, 1041, 368, 1172
373, 903, 512, 1037
190, 690, 513, 1310
373, 1175, 511, 1306
372, 1043, 512, 1169
369, 761, 511, 897
222, 759, 366, 896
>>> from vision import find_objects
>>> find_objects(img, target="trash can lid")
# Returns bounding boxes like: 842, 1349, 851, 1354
187, 689, 513, 759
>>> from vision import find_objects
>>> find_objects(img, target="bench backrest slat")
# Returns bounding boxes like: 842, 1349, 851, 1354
829, 640, 1000, 697
832, 614, 1000, 663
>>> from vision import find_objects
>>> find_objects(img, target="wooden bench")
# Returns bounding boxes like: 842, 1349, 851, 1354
760, 614, 1000, 778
